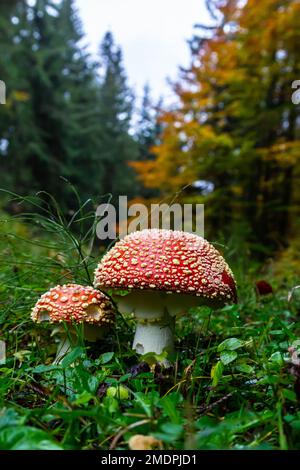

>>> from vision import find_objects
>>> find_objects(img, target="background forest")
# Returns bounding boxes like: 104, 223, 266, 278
1, 0, 300, 451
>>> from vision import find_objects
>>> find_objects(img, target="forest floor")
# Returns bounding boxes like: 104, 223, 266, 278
0, 199, 300, 450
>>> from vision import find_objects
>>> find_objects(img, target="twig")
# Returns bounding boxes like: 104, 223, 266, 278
287, 285, 300, 303
109, 419, 151, 450
197, 392, 234, 416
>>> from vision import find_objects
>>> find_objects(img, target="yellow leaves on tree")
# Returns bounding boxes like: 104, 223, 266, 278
132, 0, 300, 249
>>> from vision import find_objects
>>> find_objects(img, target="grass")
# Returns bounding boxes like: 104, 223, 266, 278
0, 191, 300, 450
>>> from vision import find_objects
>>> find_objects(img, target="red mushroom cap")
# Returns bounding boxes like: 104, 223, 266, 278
255, 280, 273, 296
31, 284, 115, 325
94, 229, 237, 303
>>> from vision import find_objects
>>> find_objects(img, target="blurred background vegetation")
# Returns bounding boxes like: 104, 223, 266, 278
1, 0, 300, 276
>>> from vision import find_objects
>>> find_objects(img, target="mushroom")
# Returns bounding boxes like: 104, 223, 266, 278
94, 229, 237, 357
255, 280, 273, 296
31, 284, 115, 362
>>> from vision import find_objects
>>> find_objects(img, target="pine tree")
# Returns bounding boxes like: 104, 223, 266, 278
136, 85, 161, 161
26, 0, 100, 208
0, 0, 34, 199
96, 31, 138, 199
0, 0, 101, 211
131, 84, 162, 197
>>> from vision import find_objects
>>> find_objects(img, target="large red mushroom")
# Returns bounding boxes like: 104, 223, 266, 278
94, 229, 237, 357
31, 284, 115, 362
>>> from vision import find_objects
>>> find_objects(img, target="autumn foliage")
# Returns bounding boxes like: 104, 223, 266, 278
131, 0, 300, 255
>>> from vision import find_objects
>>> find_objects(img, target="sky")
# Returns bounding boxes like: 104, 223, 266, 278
76, 0, 211, 103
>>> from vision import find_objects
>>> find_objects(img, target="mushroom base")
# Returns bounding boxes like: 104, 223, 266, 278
133, 318, 175, 356
52, 324, 108, 363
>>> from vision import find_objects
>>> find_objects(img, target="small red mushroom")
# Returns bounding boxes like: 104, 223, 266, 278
31, 284, 115, 362
255, 280, 273, 296
94, 229, 237, 357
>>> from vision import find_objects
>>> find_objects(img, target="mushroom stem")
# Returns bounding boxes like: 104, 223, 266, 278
54, 334, 73, 364
132, 313, 175, 356
52, 324, 107, 364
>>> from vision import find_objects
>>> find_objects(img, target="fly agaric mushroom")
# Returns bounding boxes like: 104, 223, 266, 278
94, 229, 237, 357
255, 280, 273, 296
31, 284, 115, 362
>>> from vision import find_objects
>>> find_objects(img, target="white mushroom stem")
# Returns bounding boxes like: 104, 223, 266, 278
54, 334, 73, 364
116, 290, 200, 357
52, 323, 108, 364
133, 313, 175, 356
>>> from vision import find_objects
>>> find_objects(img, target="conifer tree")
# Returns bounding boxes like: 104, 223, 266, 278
131, 84, 162, 198
96, 31, 138, 199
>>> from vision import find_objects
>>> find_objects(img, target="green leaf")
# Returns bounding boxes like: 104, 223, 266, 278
141, 350, 169, 366
220, 350, 238, 365
282, 389, 297, 402
73, 391, 93, 405
0, 409, 21, 430
160, 393, 182, 424
119, 373, 131, 383
31, 364, 60, 374
235, 363, 254, 374
61, 347, 84, 368
87, 375, 99, 393
0, 427, 62, 450
131, 390, 160, 417
153, 423, 183, 443
160, 423, 182, 436
288, 419, 300, 430
269, 351, 284, 364
211, 361, 224, 387
103, 396, 119, 414
99, 352, 114, 364
132, 392, 152, 417
220, 305, 239, 315
189, 305, 212, 317
291, 339, 300, 350
218, 338, 243, 352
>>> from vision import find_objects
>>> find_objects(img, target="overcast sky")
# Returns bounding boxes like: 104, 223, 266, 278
76, 0, 210, 103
